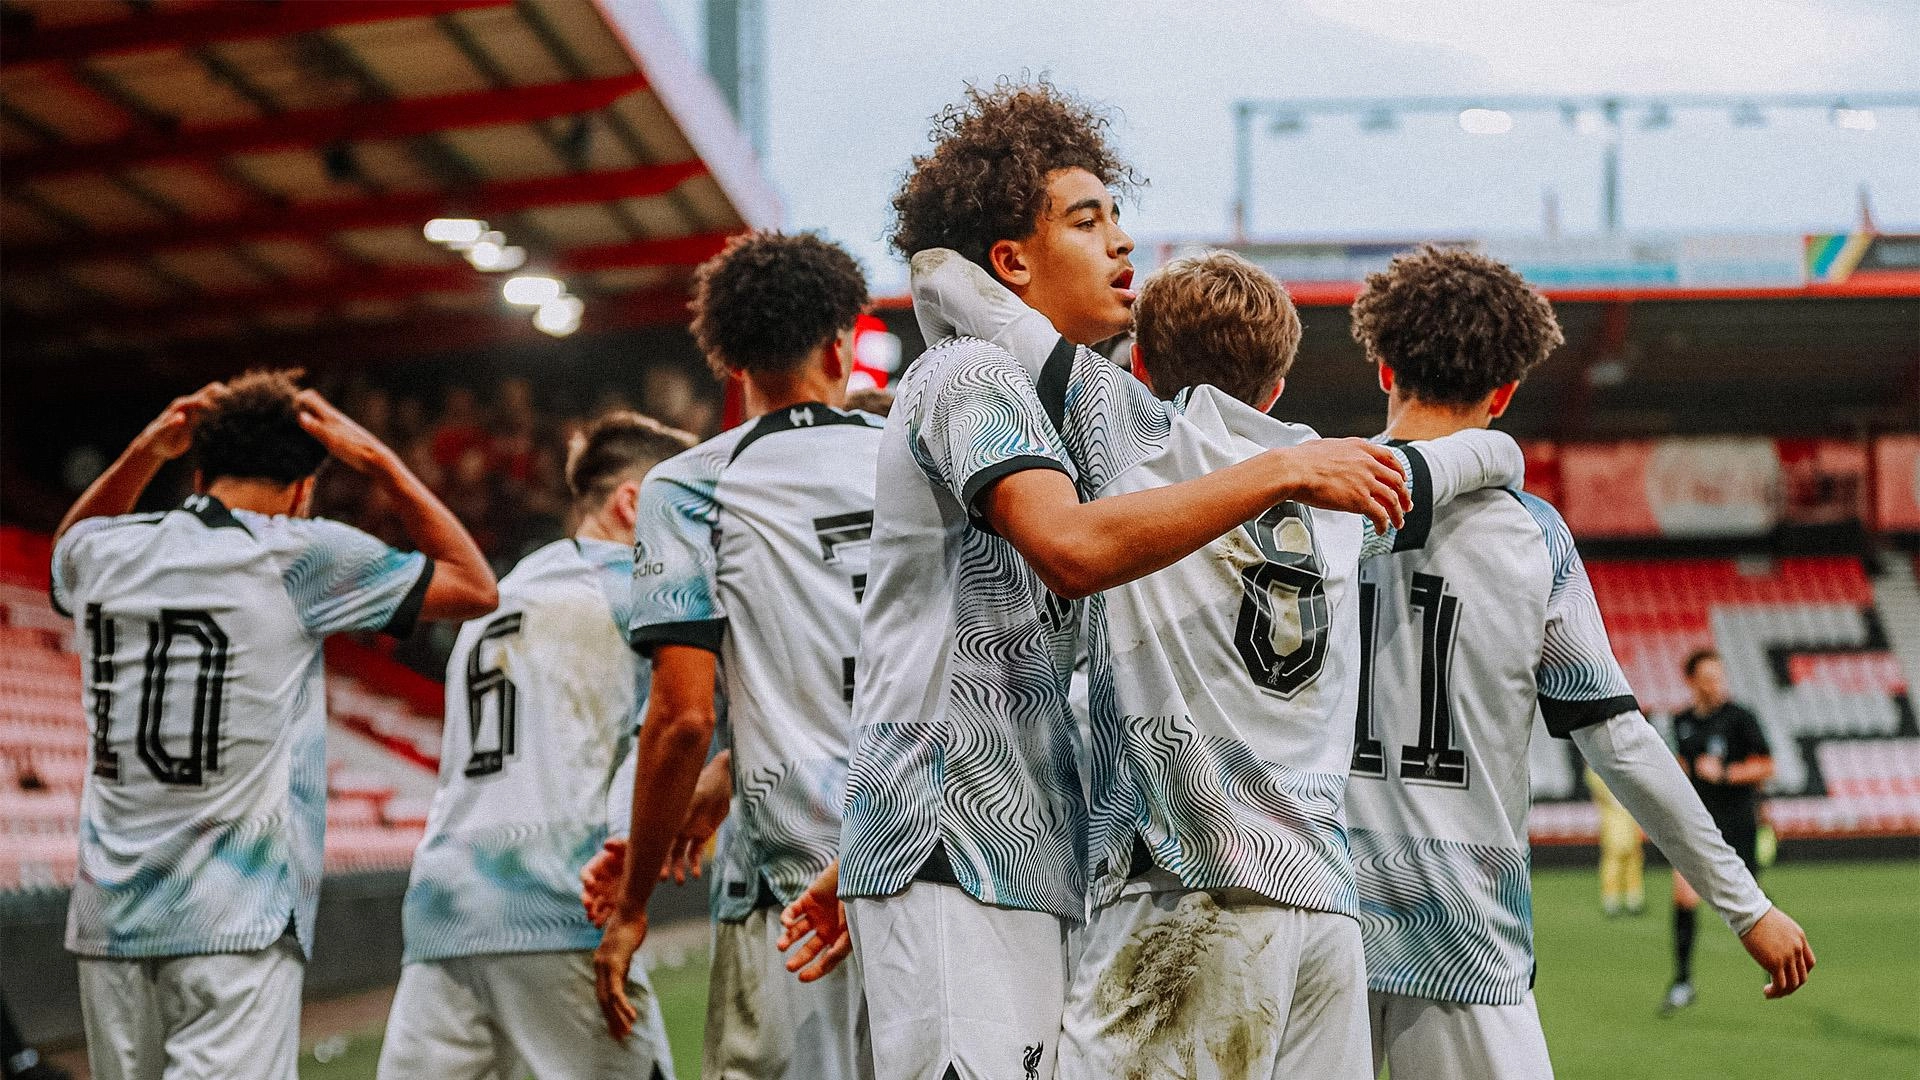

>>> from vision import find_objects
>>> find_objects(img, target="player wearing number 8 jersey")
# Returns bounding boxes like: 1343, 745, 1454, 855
911, 248, 1524, 1079
50, 371, 496, 1080
593, 231, 880, 1080
378, 412, 694, 1080
1343, 247, 1813, 1080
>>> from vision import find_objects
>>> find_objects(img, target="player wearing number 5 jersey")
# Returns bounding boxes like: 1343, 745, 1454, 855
594, 232, 880, 1080
1343, 247, 1814, 1080
378, 412, 694, 1080
50, 371, 496, 1080
913, 248, 1523, 1080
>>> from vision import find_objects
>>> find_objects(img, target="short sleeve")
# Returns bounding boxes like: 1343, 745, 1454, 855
914, 342, 1072, 515
279, 518, 431, 638
1517, 493, 1638, 737
49, 516, 112, 617
1738, 707, 1773, 759
629, 452, 726, 655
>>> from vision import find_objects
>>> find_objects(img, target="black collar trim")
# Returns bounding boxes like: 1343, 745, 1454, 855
180, 494, 250, 533
729, 402, 878, 464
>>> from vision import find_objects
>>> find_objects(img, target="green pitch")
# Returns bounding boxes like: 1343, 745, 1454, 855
301, 860, 1919, 1079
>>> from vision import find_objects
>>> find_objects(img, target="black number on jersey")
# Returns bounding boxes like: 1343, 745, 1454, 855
83, 604, 122, 781
1399, 573, 1468, 787
813, 511, 874, 601
1349, 582, 1386, 778
1351, 573, 1469, 789
464, 612, 524, 778
84, 607, 228, 786
1233, 502, 1330, 698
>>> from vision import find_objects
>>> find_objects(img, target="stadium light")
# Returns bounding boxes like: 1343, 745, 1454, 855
1458, 108, 1513, 135
503, 275, 565, 307
534, 295, 585, 337
423, 218, 487, 245
467, 241, 526, 272
1831, 106, 1877, 131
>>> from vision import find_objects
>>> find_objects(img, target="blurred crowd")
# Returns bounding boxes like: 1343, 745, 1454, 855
313, 367, 721, 572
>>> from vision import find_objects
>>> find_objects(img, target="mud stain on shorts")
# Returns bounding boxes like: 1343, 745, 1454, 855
1092, 893, 1283, 1080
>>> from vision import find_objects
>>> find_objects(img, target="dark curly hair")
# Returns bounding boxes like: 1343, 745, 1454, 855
890, 77, 1139, 270
193, 368, 328, 485
1349, 245, 1564, 407
690, 231, 869, 378
565, 409, 696, 509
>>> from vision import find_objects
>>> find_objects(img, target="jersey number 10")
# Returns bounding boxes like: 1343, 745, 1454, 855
85, 604, 229, 787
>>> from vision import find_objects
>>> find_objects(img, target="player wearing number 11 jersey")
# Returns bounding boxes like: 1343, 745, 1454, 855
51, 371, 496, 1080
1344, 247, 1813, 1080
380, 412, 694, 1080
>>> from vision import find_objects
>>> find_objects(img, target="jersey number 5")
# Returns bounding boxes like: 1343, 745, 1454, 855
85, 605, 229, 786
464, 612, 524, 778
1233, 503, 1330, 698
1352, 572, 1469, 788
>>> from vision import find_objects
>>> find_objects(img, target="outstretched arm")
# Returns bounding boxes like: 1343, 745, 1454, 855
982, 439, 1408, 600
1573, 715, 1813, 998
57, 382, 227, 541
295, 391, 495, 622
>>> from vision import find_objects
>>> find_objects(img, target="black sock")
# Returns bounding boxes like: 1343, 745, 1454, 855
1673, 905, 1697, 985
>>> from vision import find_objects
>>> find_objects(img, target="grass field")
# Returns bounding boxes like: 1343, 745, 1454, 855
300, 860, 1919, 1079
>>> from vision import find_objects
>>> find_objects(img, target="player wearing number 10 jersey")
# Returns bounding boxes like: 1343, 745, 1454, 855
595, 231, 880, 1080
379, 412, 694, 1080
51, 371, 496, 1080
1344, 247, 1813, 1080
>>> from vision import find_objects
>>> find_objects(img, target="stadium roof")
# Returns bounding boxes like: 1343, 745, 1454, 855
0, 0, 778, 368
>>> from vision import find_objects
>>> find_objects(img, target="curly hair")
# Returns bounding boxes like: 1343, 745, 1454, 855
565, 409, 696, 509
690, 231, 869, 378
1349, 245, 1564, 407
193, 368, 328, 485
890, 77, 1139, 268
1134, 251, 1301, 406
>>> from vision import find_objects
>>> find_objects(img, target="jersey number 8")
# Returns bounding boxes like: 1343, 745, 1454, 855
1233, 502, 1330, 699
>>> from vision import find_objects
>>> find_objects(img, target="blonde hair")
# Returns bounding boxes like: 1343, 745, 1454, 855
1131, 251, 1301, 406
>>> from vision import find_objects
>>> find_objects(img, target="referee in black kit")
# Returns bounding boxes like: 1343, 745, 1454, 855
1662, 648, 1776, 1015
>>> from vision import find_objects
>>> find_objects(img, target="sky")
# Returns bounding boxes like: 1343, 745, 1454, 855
657, 0, 1920, 292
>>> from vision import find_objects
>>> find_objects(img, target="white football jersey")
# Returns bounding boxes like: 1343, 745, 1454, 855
1345, 486, 1638, 1006
402, 538, 643, 962
51, 496, 428, 959
631, 402, 882, 921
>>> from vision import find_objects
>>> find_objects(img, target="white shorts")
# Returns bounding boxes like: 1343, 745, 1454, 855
848, 881, 1068, 1080
705, 905, 872, 1080
1368, 990, 1553, 1080
78, 933, 304, 1080
377, 950, 673, 1080
1060, 885, 1370, 1080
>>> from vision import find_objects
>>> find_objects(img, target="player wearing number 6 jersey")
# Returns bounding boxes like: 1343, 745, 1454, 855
50, 371, 496, 1080
378, 412, 694, 1080
912, 248, 1523, 1080
1343, 247, 1814, 1080
593, 231, 881, 1080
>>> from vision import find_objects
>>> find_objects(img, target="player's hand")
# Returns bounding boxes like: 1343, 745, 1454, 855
777, 861, 851, 982
1268, 438, 1410, 535
593, 909, 649, 1041
662, 753, 731, 884
1740, 906, 1815, 999
1695, 755, 1726, 784
581, 838, 628, 928
135, 382, 228, 461
294, 389, 395, 475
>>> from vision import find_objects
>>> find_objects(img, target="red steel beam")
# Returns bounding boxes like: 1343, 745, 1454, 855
5, 160, 709, 272
3, 0, 514, 66
4, 73, 652, 184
